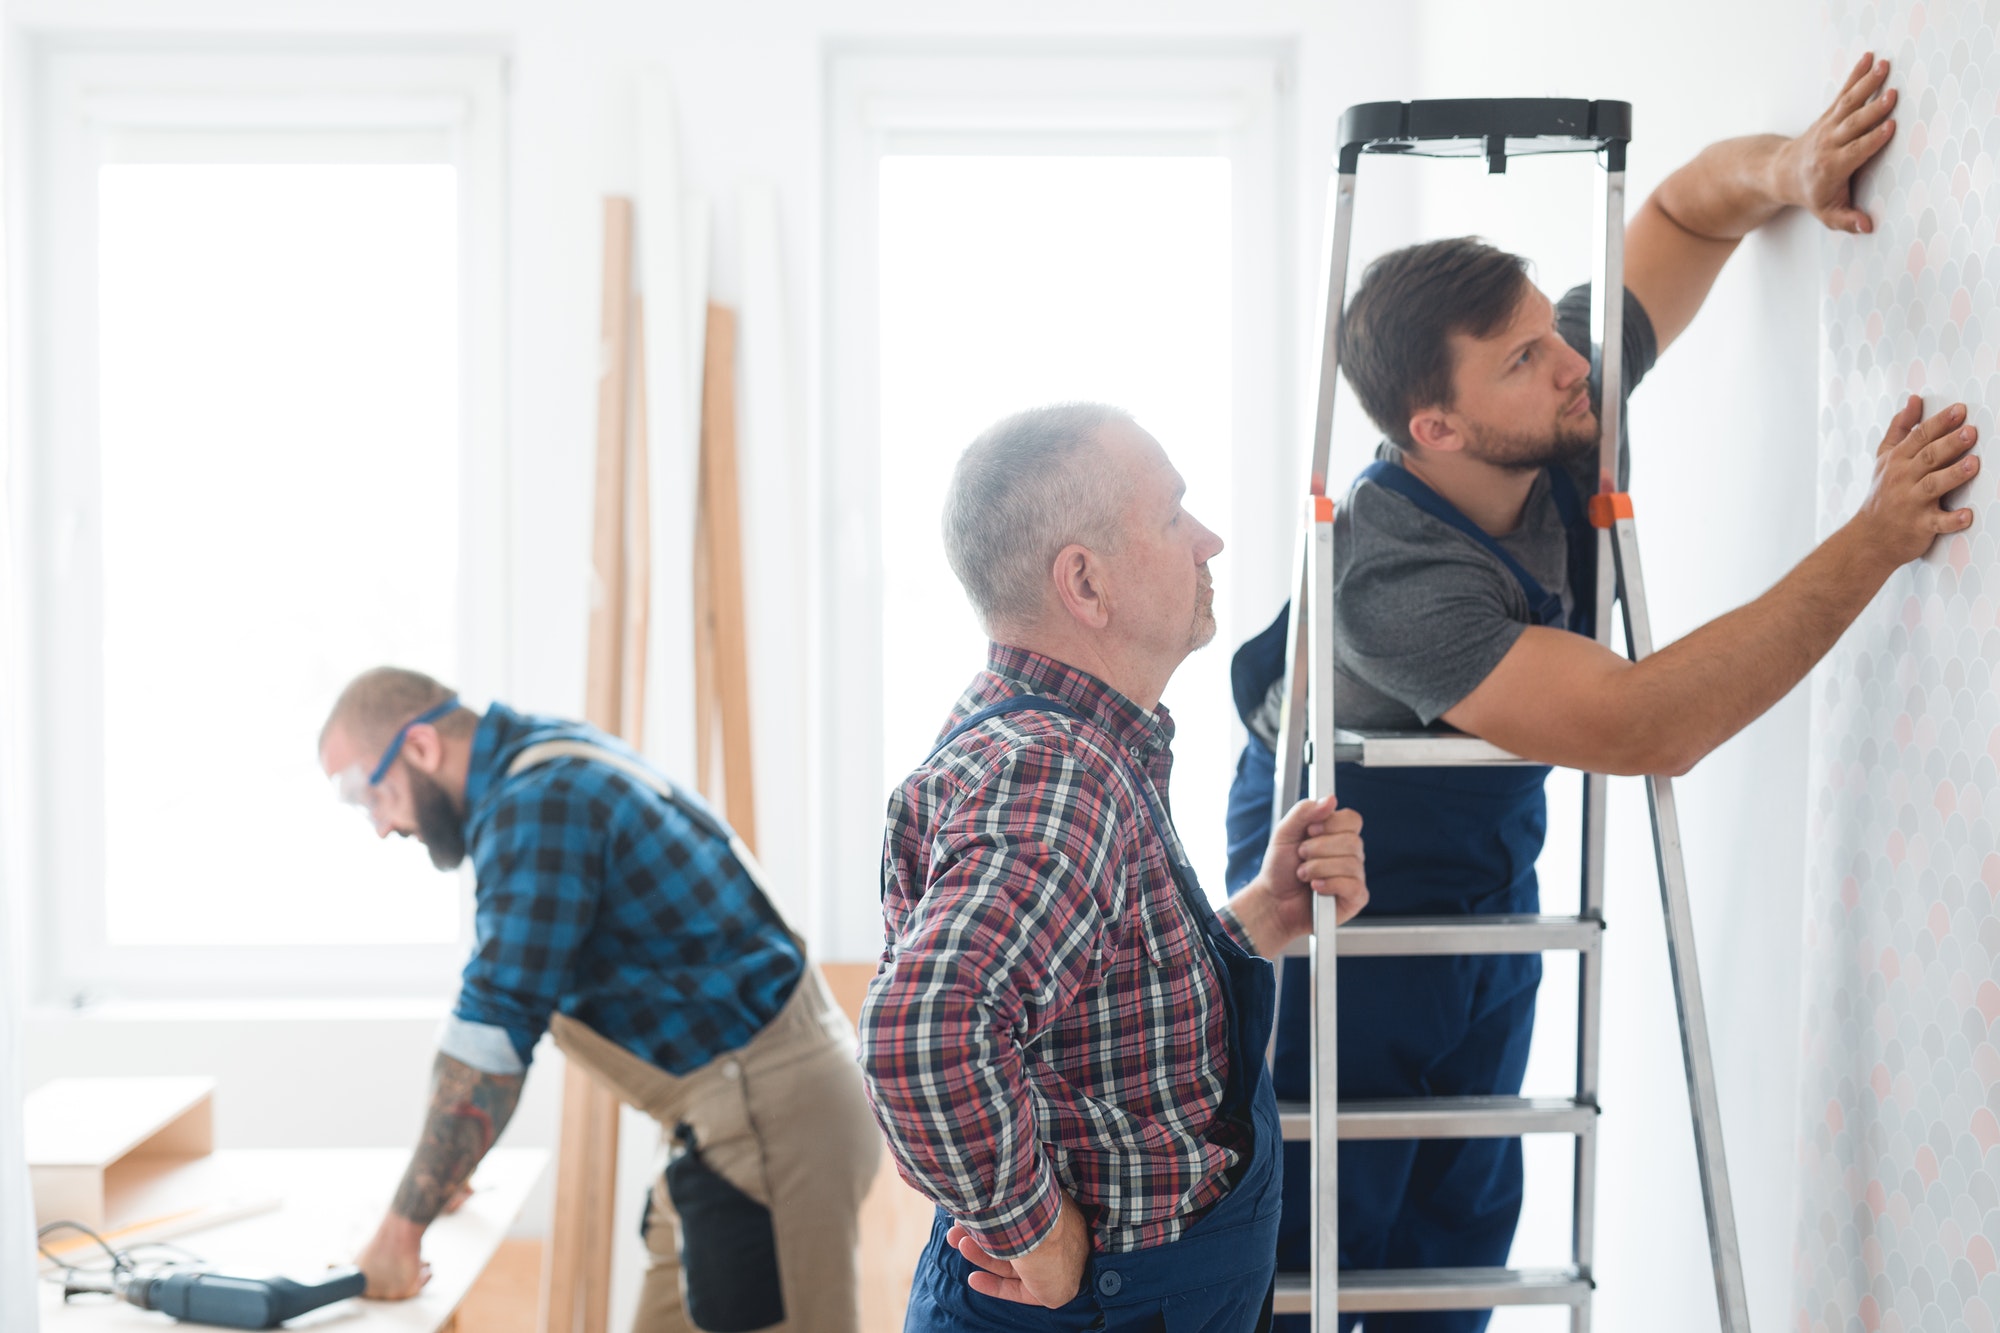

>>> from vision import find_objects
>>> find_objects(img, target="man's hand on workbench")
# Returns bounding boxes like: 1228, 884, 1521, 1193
355, 1214, 433, 1300
1778, 52, 1898, 234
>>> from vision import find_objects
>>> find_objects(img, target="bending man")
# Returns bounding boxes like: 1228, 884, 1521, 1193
1225, 55, 1974, 1331
862, 404, 1368, 1331
320, 669, 880, 1333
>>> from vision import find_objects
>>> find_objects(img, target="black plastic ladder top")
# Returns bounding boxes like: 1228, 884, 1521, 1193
1337, 98, 1631, 175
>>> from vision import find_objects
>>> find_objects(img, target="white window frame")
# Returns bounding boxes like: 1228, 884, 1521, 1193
816, 45, 1294, 960
17, 46, 508, 1000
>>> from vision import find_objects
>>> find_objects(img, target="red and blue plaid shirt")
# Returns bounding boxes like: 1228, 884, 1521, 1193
859, 645, 1257, 1259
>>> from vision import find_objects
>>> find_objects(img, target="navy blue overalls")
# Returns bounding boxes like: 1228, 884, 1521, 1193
903, 694, 1283, 1333
1222, 463, 1594, 1333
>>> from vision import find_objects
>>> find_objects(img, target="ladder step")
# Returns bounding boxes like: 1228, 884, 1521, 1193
1333, 727, 1538, 768
1272, 1267, 1591, 1314
1283, 913, 1602, 957
1278, 1095, 1598, 1141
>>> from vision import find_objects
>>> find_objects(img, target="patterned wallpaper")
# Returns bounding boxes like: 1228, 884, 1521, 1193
1798, 3, 2000, 1331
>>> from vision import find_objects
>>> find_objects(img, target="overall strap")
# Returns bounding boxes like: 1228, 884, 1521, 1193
923, 694, 1079, 762
1545, 465, 1598, 638
506, 739, 801, 943
1362, 460, 1570, 630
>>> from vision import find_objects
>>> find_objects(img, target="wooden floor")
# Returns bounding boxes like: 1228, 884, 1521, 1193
459, 964, 932, 1333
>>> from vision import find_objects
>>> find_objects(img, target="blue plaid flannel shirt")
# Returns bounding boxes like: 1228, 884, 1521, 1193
452, 702, 803, 1074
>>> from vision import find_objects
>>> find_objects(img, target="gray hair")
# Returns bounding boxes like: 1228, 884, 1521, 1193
942, 402, 1131, 630
320, 665, 471, 754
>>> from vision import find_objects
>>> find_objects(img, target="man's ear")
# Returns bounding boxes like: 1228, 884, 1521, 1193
1407, 405, 1462, 454
401, 723, 447, 775
1050, 543, 1111, 630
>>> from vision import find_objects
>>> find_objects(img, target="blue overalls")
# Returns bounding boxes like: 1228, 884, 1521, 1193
1223, 463, 1593, 1333
903, 694, 1283, 1333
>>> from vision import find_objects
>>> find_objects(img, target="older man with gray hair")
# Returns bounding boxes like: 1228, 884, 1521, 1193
859, 403, 1369, 1332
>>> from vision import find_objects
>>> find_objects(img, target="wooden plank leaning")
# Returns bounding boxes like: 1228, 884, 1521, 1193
540, 195, 632, 1333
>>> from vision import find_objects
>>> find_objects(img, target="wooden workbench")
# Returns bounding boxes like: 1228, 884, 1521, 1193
36, 1148, 546, 1331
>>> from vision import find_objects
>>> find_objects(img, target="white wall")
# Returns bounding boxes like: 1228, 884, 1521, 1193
1404, 2, 1823, 1330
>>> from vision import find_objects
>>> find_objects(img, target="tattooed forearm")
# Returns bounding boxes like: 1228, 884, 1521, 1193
389, 1052, 525, 1227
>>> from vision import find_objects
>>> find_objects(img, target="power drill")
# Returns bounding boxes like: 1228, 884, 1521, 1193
65, 1265, 367, 1328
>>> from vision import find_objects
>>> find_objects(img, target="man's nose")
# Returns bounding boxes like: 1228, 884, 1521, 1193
1557, 340, 1592, 387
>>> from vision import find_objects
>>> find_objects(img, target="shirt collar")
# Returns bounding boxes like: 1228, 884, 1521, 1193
462, 701, 528, 817
984, 643, 1175, 758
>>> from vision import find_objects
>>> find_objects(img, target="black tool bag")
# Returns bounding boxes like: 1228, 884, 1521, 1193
652, 1124, 786, 1333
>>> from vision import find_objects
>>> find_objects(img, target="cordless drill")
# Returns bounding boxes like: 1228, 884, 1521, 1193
65, 1265, 366, 1328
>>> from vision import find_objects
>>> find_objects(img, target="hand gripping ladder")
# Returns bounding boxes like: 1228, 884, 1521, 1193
1268, 100, 1752, 1332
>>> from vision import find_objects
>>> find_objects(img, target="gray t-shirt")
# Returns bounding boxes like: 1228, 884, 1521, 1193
1251, 284, 1658, 738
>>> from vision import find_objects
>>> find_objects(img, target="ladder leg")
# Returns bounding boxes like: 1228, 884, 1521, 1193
1274, 162, 1360, 838
1301, 163, 1359, 1333
1589, 154, 1626, 501
1305, 496, 1339, 1333
1609, 515, 1752, 1333
1571, 771, 1606, 1333
1308, 172, 1358, 496
1570, 148, 1624, 1333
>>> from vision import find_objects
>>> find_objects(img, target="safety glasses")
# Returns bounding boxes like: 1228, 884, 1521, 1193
330, 696, 459, 818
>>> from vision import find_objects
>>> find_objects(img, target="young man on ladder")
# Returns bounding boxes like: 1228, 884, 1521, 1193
1223, 57, 1976, 1330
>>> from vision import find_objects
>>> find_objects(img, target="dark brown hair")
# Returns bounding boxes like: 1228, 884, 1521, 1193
1339, 237, 1531, 448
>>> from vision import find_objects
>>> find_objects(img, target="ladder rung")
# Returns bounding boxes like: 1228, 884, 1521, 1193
1332, 727, 1537, 767
1283, 913, 1602, 957
1278, 1095, 1597, 1141
1273, 1267, 1591, 1314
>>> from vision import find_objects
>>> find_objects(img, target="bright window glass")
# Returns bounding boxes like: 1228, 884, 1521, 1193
877, 155, 1235, 897
96, 162, 462, 946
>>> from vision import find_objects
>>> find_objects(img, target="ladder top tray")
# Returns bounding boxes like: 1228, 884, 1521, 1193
1338, 98, 1631, 171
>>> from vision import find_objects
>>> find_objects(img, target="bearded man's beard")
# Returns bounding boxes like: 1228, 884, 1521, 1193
1461, 395, 1599, 471
409, 768, 469, 870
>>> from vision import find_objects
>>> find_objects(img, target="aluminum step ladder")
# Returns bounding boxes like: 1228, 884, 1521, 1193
1268, 99, 1751, 1332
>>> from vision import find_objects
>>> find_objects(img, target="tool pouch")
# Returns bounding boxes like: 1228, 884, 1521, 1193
660, 1125, 786, 1332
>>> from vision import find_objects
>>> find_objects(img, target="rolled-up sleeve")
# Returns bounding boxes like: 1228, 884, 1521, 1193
453, 776, 602, 1067
857, 743, 1127, 1260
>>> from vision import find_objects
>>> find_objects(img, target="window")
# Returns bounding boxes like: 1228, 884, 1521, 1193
24, 49, 505, 997
822, 49, 1292, 958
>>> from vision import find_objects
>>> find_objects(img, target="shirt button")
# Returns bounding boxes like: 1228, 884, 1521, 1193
1096, 1269, 1123, 1297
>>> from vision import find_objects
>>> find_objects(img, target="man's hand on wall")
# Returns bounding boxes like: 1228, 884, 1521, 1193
1849, 395, 1978, 571
1782, 52, 1899, 234
949, 1191, 1091, 1308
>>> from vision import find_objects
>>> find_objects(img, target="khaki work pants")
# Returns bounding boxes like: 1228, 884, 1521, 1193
551, 968, 881, 1333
